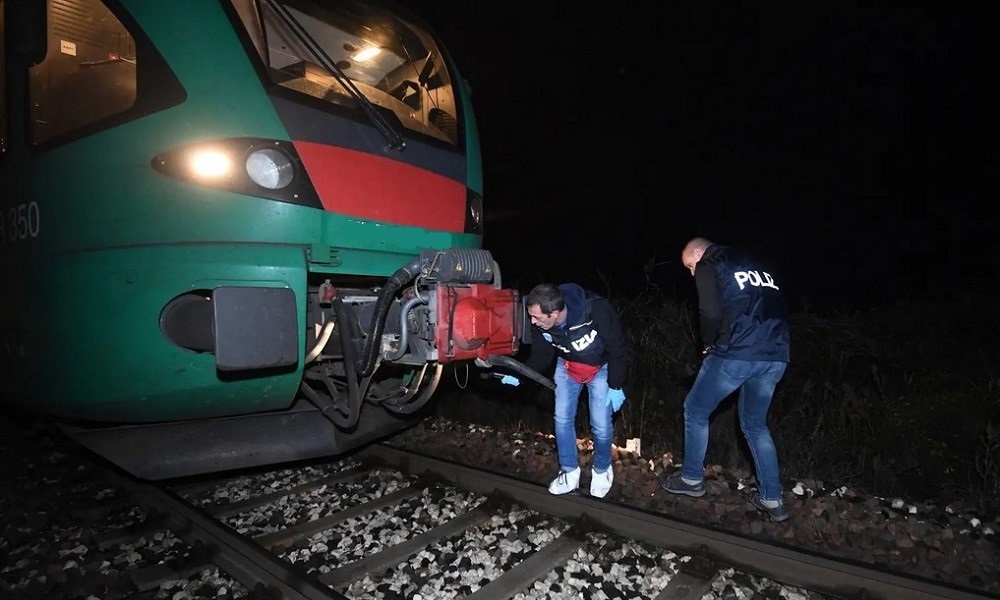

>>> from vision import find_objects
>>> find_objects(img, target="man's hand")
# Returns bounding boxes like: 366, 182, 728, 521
607, 388, 625, 411
500, 375, 520, 387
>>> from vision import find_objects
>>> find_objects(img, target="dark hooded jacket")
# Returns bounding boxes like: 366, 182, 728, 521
524, 283, 628, 389
695, 244, 790, 362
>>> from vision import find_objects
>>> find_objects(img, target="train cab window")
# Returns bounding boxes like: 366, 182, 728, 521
28, 0, 137, 146
230, 0, 460, 146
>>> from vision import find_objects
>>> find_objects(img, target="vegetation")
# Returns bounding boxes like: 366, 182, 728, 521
432, 287, 1000, 516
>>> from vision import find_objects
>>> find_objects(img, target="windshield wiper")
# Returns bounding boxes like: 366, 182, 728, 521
262, 0, 406, 152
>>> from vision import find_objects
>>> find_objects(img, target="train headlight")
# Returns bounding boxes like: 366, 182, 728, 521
246, 148, 294, 190
151, 137, 321, 208
189, 149, 233, 179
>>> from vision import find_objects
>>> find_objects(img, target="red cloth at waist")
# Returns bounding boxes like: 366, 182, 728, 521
565, 360, 602, 384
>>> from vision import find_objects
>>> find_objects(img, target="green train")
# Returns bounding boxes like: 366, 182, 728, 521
0, 0, 529, 478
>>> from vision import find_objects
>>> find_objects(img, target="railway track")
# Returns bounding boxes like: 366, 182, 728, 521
2, 420, 996, 600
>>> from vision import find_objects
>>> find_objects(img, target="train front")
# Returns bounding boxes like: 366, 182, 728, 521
1, 0, 526, 478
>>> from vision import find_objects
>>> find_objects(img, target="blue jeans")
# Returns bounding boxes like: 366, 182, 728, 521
681, 354, 787, 501
553, 358, 613, 473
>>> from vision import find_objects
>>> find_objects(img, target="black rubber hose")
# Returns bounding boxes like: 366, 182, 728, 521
384, 364, 443, 415
332, 297, 364, 428
385, 294, 426, 361
486, 354, 556, 390
356, 256, 423, 376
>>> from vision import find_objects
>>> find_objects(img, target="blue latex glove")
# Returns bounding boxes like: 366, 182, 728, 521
500, 375, 520, 387
607, 388, 625, 412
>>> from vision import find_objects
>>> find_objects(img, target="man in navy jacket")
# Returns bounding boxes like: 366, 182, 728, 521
661, 238, 792, 522
504, 282, 627, 498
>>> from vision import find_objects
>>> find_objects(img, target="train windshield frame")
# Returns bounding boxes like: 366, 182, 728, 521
230, 0, 460, 146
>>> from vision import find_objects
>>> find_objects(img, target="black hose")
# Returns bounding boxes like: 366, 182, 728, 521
356, 256, 423, 376
332, 297, 364, 428
384, 364, 443, 415
385, 294, 426, 361
485, 354, 556, 390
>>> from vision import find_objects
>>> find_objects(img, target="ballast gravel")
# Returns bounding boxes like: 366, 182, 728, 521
6, 411, 989, 599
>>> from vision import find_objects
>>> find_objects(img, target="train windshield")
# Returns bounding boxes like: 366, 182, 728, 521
230, 0, 459, 146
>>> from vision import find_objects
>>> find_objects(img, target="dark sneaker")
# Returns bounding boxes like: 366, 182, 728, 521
659, 472, 706, 497
749, 491, 790, 522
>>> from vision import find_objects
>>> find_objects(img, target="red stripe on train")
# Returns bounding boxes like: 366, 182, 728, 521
294, 141, 466, 233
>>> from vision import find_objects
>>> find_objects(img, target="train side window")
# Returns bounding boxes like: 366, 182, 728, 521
229, 0, 460, 146
28, 0, 137, 146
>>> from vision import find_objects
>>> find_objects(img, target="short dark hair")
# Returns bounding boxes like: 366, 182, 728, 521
526, 283, 564, 314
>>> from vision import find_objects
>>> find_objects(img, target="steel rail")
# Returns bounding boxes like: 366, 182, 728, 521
362, 443, 997, 600
96, 464, 350, 600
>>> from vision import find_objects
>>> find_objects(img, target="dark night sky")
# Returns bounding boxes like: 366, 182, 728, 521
412, 3, 998, 311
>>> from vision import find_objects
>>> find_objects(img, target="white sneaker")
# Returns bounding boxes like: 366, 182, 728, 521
548, 467, 581, 494
590, 467, 614, 498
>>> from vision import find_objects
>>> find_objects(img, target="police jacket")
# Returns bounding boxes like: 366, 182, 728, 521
695, 244, 790, 362
524, 283, 628, 389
